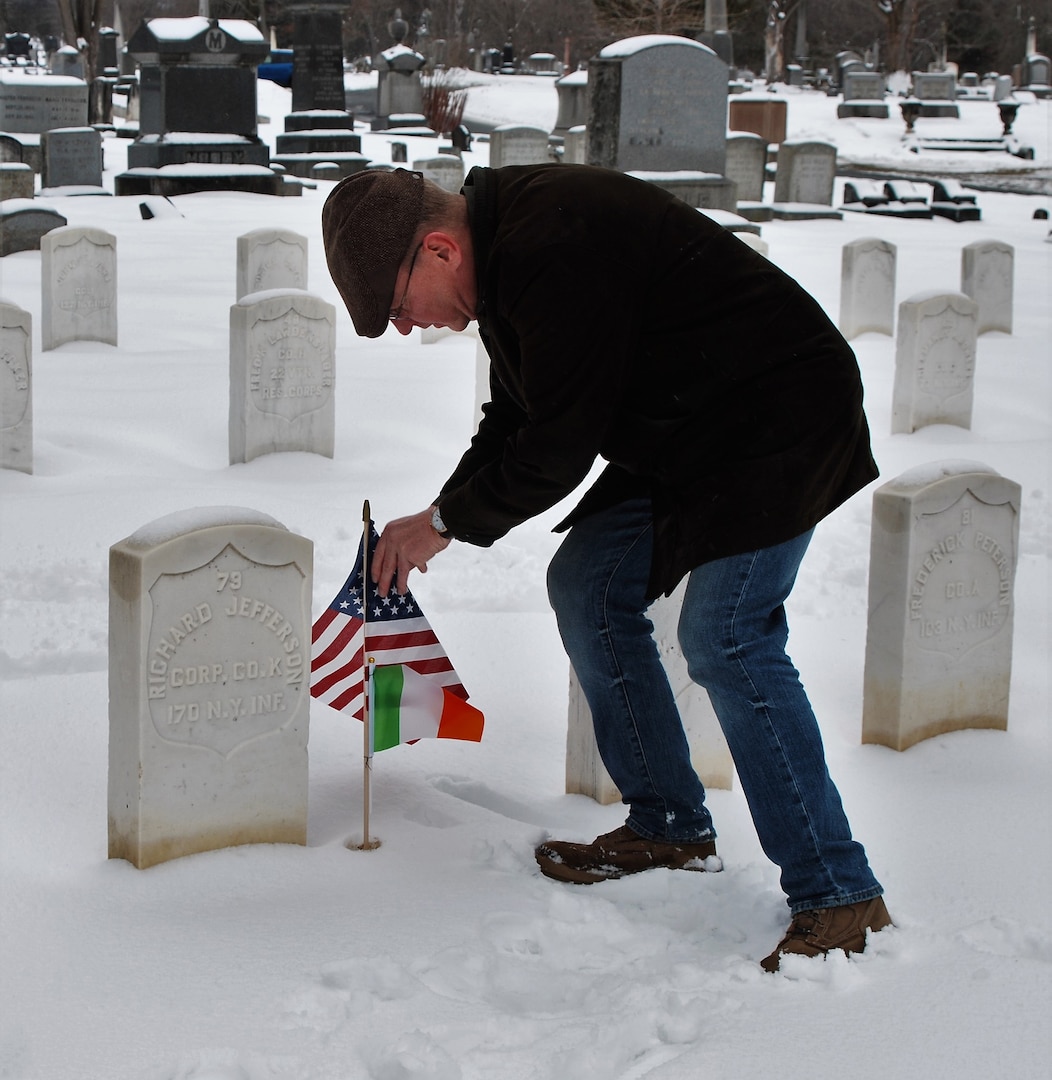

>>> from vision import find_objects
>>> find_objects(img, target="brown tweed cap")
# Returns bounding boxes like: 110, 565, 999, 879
321, 168, 425, 338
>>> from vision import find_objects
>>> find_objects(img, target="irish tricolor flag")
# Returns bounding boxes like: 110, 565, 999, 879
370, 663, 485, 753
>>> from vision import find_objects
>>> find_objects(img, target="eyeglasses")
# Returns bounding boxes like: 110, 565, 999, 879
388, 243, 422, 322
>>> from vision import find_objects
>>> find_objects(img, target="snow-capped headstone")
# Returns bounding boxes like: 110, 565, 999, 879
40, 126, 103, 190
838, 70, 888, 118
892, 291, 978, 434
566, 582, 734, 802
41, 226, 117, 350
0, 70, 88, 132
724, 132, 767, 203
961, 240, 1013, 335
840, 237, 896, 339
562, 126, 587, 165
108, 507, 313, 868
772, 139, 836, 205
413, 154, 464, 193
0, 300, 33, 474
488, 125, 551, 167
229, 290, 335, 464
236, 228, 308, 300
291, 4, 346, 113
0, 162, 33, 200
0, 202, 68, 256
862, 462, 1020, 751
553, 70, 588, 136
587, 35, 729, 176
125, 17, 270, 170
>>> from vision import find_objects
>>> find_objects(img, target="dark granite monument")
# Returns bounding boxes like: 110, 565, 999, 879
124, 17, 270, 170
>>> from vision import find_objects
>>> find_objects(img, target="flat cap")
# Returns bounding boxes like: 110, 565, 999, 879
321, 168, 425, 338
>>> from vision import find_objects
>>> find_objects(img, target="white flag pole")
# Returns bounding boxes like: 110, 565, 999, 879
357, 499, 381, 850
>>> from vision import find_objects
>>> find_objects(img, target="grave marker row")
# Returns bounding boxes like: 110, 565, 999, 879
840, 239, 1013, 342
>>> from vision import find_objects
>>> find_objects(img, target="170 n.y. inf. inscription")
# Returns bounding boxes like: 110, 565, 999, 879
146, 545, 306, 756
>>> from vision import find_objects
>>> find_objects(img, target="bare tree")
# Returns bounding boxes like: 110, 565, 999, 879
592, 0, 706, 39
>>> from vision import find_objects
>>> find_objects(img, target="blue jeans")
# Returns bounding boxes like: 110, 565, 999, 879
547, 497, 883, 914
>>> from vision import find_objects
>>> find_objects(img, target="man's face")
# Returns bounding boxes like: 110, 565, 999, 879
387, 233, 475, 336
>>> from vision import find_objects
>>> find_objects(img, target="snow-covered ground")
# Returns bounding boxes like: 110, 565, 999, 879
1, 73, 1049, 1080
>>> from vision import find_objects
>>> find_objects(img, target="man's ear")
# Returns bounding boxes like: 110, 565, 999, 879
421, 230, 463, 269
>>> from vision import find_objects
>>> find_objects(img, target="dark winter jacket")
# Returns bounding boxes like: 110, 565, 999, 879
435, 164, 878, 600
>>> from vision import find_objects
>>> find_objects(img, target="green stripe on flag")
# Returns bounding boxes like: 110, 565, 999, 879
371, 664, 405, 752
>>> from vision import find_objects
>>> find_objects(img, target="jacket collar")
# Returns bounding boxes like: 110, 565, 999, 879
463, 166, 497, 328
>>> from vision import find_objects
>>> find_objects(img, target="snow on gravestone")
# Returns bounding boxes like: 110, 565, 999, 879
587, 35, 729, 177
862, 462, 1020, 751
566, 580, 734, 803
961, 239, 1014, 336
839, 237, 896, 340
108, 507, 313, 868
229, 289, 335, 464
0, 301, 32, 474
41, 226, 117, 351
892, 291, 978, 434
236, 228, 308, 301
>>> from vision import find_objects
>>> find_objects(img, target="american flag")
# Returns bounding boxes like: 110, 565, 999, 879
310, 523, 468, 719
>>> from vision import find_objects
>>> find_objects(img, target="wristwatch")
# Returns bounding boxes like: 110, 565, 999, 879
430, 505, 450, 538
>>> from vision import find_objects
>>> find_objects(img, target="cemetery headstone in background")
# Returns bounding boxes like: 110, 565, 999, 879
290, 2, 346, 113
961, 240, 1013, 335
488, 125, 551, 167
40, 226, 117, 350
120, 16, 277, 195
0, 203, 67, 257
862, 463, 1020, 750
229, 291, 335, 464
724, 132, 767, 203
566, 581, 733, 802
773, 139, 836, 204
236, 229, 309, 300
587, 35, 729, 177
39, 126, 104, 191
840, 237, 896, 339
912, 71, 960, 117
0, 70, 88, 133
0, 301, 33, 474
892, 292, 978, 434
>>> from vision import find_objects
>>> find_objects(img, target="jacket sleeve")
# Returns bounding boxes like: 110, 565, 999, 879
435, 246, 641, 545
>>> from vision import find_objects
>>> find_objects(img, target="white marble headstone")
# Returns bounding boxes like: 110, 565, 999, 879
108, 507, 313, 868
565, 581, 734, 803
892, 291, 978, 434
724, 132, 767, 203
840, 237, 896, 339
488, 125, 551, 167
0, 301, 33, 474
41, 226, 117, 350
961, 240, 1013, 335
413, 154, 464, 193
236, 228, 308, 300
229, 290, 336, 464
862, 462, 1020, 750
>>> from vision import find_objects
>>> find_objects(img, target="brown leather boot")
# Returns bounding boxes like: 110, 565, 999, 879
535, 823, 722, 884
761, 896, 892, 971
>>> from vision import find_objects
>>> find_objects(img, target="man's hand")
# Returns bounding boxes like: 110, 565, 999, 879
372, 507, 451, 597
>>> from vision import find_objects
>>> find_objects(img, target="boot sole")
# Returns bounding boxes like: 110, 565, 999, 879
535, 848, 723, 884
